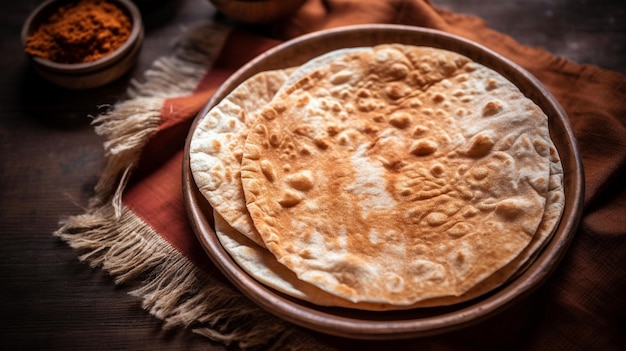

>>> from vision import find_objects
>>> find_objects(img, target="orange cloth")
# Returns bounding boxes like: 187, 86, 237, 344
117, 0, 625, 349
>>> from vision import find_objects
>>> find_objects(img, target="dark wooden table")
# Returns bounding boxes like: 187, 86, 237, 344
1, 0, 624, 349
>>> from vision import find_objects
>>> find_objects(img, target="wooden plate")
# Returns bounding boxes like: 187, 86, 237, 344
182, 24, 584, 339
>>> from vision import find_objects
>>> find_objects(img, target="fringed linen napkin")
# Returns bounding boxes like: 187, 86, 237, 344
56, 1, 626, 350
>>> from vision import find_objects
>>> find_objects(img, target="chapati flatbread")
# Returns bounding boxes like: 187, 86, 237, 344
416, 145, 564, 306
216, 145, 563, 309
190, 48, 371, 246
190, 69, 292, 246
275, 47, 370, 97
215, 209, 393, 310
240, 44, 554, 305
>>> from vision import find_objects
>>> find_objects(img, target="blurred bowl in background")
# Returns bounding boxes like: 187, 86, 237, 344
209, 0, 307, 24
21, 0, 144, 90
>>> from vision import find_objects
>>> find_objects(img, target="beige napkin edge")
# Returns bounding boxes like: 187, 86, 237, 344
53, 21, 328, 350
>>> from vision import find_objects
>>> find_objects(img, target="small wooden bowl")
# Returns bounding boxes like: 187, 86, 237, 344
21, 0, 143, 89
183, 24, 584, 339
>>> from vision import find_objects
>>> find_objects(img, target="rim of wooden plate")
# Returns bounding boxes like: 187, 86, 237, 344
182, 24, 584, 340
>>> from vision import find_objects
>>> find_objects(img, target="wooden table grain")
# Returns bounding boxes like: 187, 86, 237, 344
0, 0, 624, 350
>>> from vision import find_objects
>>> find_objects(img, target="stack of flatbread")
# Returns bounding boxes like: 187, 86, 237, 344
189, 44, 565, 311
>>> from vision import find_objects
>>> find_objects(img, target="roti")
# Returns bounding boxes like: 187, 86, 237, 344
240, 44, 555, 305
189, 69, 293, 246
216, 147, 563, 309
190, 48, 366, 246
189, 49, 370, 246
215, 209, 395, 310
275, 47, 370, 97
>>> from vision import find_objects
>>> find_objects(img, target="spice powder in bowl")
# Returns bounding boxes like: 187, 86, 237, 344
24, 0, 132, 64
21, 0, 143, 89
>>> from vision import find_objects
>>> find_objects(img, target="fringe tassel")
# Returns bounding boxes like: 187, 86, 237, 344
55, 21, 330, 350
56, 206, 321, 349
91, 97, 163, 213
88, 21, 233, 211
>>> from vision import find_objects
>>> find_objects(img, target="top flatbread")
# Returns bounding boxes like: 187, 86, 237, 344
241, 44, 554, 305
216, 143, 563, 309
189, 69, 292, 246
275, 47, 370, 97
189, 49, 369, 246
